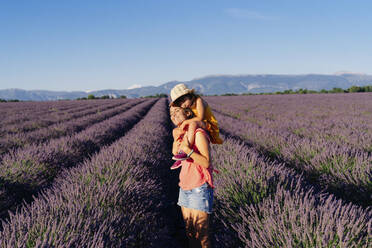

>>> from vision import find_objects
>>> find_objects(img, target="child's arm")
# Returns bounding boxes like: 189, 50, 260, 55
194, 97, 205, 121
172, 128, 182, 155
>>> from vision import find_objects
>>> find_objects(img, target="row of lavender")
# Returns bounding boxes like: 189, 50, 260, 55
0, 99, 116, 127
207, 93, 372, 152
0, 98, 181, 247
0, 99, 128, 136
0, 99, 156, 221
206, 94, 372, 207
0, 100, 79, 125
0, 96, 370, 247
0, 99, 144, 158
210, 134, 371, 247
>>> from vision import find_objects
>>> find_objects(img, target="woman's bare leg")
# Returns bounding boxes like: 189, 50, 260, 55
181, 207, 211, 248
191, 209, 211, 248
181, 206, 199, 247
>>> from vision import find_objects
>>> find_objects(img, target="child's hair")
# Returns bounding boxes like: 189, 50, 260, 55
183, 107, 195, 119
172, 92, 200, 107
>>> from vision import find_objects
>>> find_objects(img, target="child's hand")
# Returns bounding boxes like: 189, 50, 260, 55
175, 138, 182, 149
180, 121, 189, 131
174, 128, 185, 141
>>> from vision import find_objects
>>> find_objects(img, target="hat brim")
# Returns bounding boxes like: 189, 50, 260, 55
169, 89, 195, 107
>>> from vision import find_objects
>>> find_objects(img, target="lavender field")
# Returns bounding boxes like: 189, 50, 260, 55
0, 95, 371, 247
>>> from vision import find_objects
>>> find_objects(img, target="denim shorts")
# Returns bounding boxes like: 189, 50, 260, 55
177, 183, 213, 214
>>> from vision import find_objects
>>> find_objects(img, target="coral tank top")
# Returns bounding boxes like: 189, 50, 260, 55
178, 128, 217, 190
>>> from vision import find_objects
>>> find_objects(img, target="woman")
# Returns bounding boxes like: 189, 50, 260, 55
170, 106, 215, 248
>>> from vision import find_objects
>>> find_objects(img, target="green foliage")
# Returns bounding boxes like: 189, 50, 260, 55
75, 94, 97, 100
77, 94, 120, 100
0, 98, 20, 102
221, 93, 238, 96
142, 93, 168, 98
348, 85, 372, 92
330, 87, 346, 93
225, 84, 372, 96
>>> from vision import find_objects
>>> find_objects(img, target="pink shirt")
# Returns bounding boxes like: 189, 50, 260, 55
178, 128, 217, 190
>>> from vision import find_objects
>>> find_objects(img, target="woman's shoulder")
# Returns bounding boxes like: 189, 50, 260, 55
195, 128, 210, 142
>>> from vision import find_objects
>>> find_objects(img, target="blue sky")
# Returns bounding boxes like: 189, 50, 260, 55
1, 0, 371, 91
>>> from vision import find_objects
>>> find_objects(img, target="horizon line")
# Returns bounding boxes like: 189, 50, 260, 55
1, 72, 370, 92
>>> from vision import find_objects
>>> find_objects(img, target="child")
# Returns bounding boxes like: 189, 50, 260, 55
170, 106, 200, 170
170, 83, 223, 149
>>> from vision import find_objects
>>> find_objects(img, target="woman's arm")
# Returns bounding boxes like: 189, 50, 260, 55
180, 131, 210, 168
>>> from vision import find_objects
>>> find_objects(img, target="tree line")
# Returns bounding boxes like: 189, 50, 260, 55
219, 85, 372, 96
76, 94, 127, 100
0, 99, 20, 102
273, 85, 372, 95
76, 93, 167, 100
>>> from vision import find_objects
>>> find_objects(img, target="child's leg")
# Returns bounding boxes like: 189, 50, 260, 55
187, 121, 206, 146
187, 122, 197, 146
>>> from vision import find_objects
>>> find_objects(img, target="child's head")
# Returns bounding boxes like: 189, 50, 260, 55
170, 106, 194, 126
170, 84, 197, 108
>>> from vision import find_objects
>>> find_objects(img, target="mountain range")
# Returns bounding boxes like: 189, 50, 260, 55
1, 73, 372, 101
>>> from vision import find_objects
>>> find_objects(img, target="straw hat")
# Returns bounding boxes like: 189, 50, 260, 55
169, 83, 195, 106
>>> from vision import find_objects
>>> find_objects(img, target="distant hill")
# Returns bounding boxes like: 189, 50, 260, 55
1, 73, 372, 101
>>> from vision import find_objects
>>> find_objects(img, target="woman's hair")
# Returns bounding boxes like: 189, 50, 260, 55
172, 92, 200, 107
170, 106, 195, 126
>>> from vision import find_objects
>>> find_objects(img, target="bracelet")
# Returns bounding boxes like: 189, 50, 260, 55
187, 149, 194, 158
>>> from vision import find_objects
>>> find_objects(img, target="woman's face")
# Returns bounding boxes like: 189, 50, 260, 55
170, 107, 186, 126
